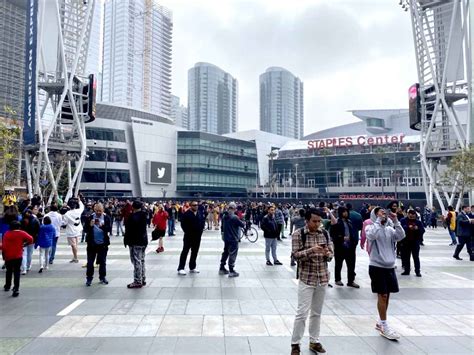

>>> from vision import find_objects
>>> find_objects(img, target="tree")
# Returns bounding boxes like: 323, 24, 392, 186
0, 106, 21, 195
442, 146, 474, 206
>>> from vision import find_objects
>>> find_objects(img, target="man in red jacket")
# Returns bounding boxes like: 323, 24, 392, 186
2, 221, 34, 297
152, 204, 168, 253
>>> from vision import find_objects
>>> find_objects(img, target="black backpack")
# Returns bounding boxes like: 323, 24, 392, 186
295, 227, 330, 279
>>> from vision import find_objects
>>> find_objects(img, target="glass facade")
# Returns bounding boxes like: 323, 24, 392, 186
177, 132, 257, 196
86, 127, 126, 142
86, 148, 129, 163
82, 169, 131, 184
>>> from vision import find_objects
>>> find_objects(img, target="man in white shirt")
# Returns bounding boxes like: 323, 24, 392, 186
63, 198, 84, 263
45, 204, 63, 264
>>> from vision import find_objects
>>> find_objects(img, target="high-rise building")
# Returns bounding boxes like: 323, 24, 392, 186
0, 0, 26, 120
260, 67, 304, 139
102, 0, 172, 117
171, 95, 188, 129
85, 0, 103, 101
188, 62, 238, 135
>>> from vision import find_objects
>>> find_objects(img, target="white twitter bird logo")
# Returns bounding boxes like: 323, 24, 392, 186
157, 167, 166, 179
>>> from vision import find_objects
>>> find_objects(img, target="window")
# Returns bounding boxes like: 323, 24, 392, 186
86, 148, 129, 163
82, 169, 131, 184
86, 128, 126, 142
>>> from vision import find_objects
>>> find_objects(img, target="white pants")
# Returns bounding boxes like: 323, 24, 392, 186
39, 247, 50, 269
291, 280, 327, 344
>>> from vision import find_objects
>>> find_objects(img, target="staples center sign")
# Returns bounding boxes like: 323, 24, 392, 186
307, 134, 405, 150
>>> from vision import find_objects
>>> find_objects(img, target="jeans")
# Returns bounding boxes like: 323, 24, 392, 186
129, 246, 146, 284
115, 220, 124, 236
87, 245, 108, 281
178, 234, 202, 271
39, 247, 51, 269
22, 244, 34, 271
291, 280, 327, 344
448, 229, 457, 244
4, 258, 22, 291
334, 246, 356, 283
220, 240, 239, 271
265, 238, 278, 262
168, 219, 175, 236
49, 237, 59, 262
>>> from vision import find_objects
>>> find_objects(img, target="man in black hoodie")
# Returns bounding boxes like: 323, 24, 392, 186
124, 200, 148, 288
177, 201, 205, 275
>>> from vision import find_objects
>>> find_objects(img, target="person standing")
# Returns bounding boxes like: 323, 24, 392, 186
20, 209, 40, 274
365, 207, 405, 340
124, 201, 148, 288
261, 205, 282, 266
400, 209, 425, 276
453, 206, 474, 261
85, 203, 112, 286
290, 208, 333, 355
152, 204, 168, 253
219, 202, 245, 278
445, 206, 457, 246
45, 204, 63, 265
177, 201, 205, 275
2, 221, 34, 297
36, 216, 55, 273
166, 202, 177, 236
63, 198, 84, 263
290, 208, 306, 266
330, 207, 360, 288
274, 205, 286, 240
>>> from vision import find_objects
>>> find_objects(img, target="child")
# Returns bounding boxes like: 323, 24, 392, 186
36, 216, 55, 273
2, 221, 33, 297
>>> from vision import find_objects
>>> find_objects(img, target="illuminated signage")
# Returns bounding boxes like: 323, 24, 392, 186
307, 134, 405, 150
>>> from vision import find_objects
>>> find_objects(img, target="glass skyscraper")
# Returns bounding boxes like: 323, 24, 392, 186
171, 95, 188, 129
102, 0, 172, 118
188, 62, 238, 135
260, 67, 304, 139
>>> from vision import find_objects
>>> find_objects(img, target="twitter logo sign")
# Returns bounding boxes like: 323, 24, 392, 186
147, 161, 172, 184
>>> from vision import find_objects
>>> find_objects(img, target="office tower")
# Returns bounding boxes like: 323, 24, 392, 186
171, 95, 188, 129
85, 0, 102, 101
102, 0, 172, 117
0, 0, 26, 120
260, 67, 304, 139
188, 62, 238, 135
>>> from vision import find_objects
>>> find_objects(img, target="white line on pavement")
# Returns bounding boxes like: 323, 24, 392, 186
442, 272, 469, 281
57, 299, 85, 316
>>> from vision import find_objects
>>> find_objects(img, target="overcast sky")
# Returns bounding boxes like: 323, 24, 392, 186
158, 0, 417, 136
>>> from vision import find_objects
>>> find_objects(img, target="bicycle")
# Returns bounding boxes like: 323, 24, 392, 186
240, 220, 258, 243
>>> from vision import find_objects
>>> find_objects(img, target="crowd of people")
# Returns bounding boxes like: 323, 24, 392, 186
0, 192, 473, 353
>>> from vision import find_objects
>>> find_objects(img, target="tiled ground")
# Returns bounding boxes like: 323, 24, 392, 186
0, 224, 473, 354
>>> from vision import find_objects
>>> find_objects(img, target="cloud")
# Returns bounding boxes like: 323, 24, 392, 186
160, 0, 417, 136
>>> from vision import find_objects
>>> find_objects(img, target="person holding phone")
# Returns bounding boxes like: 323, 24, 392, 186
365, 207, 405, 340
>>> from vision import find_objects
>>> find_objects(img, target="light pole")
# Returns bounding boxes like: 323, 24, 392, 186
405, 168, 410, 200
104, 140, 109, 199
295, 163, 299, 200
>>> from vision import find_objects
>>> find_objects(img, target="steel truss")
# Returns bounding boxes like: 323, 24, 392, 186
25, 0, 95, 204
405, 0, 472, 213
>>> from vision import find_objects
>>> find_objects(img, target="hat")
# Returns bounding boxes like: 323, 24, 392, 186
132, 200, 143, 210
228, 202, 237, 209
407, 208, 416, 214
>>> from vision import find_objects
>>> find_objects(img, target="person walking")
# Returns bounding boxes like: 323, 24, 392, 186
453, 206, 474, 261
365, 207, 405, 340
63, 197, 84, 263
152, 204, 168, 253
85, 203, 112, 286
20, 209, 40, 274
290, 208, 333, 355
219, 202, 245, 278
44, 204, 63, 264
445, 206, 457, 246
166, 203, 177, 236
261, 205, 282, 266
177, 201, 205, 275
36, 216, 55, 273
2, 221, 34, 297
124, 201, 148, 288
400, 209, 425, 276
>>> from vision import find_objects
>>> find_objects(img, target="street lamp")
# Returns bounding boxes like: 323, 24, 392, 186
104, 140, 109, 199
295, 163, 299, 200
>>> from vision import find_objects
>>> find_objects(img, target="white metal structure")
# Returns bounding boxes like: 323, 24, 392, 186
401, 0, 472, 213
25, 0, 96, 203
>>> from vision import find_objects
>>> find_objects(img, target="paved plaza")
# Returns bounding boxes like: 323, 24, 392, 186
0, 225, 473, 354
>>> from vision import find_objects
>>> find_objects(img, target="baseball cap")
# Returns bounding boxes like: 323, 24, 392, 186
228, 202, 237, 209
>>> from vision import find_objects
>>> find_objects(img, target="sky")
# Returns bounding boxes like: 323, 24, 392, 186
158, 0, 418, 136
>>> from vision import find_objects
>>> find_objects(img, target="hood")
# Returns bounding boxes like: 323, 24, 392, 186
370, 208, 378, 223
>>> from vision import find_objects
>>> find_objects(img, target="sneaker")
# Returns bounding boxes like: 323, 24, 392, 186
178, 269, 187, 275
274, 260, 283, 265
99, 278, 109, 285
290, 260, 296, 266
266, 260, 273, 266
375, 322, 382, 331
281, 236, 287, 239
49, 260, 54, 265
380, 324, 400, 340
347, 282, 360, 288
12, 291, 19, 297
142, 281, 147, 286
335, 281, 344, 286
69, 259, 76, 263
309, 342, 326, 353
1, 264, 5, 270
127, 282, 142, 289
415, 272, 422, 277
21, 271, 27, 275
219, 267, 229, 275
190, 269, 200, 273
401, 271, 410, 275
453, 256, 463, 260
4, 286, 10, 292
291, 344, 301, 355
38, 268, 43, 273
85, 280, 92, 287
228, 270, 239, 278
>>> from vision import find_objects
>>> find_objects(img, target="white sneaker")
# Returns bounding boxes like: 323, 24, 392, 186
177, 269, 187, 275
21, 270, 27, 275
375, 322, 382, 331
380, 324, 400, 340
190, 269, 200, 273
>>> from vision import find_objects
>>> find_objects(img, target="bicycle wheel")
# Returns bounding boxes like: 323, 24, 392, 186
246, 227, 259, 243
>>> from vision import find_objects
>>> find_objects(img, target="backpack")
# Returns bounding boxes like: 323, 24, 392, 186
295, 227, 330, 279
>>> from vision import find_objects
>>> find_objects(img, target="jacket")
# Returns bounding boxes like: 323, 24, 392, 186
330, 218, 358, 248
85, 213, 112, 247
365, 209, 405, 268
124, 210, 148, 247
2, 230, 34, 261
456, 212, 472, 238
36, 224, 56, 248
63, 201, 85, 237
349, 210, 363, 234
152, 210, 168, 231
274, 209, 284, 224
261, 214, 279, 239
400, 217, 425, 242
181, 209, 205, 237
21, 213, 40, 243
221, 212, 245, 243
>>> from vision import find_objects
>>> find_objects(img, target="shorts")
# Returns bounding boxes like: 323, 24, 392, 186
369, 265, 399, 294
67, 237, 78, 247
151, 229, 166, 240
